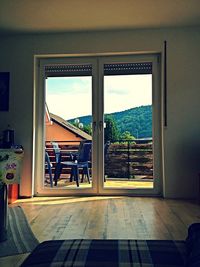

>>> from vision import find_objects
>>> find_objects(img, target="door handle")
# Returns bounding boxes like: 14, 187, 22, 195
99, 121, 103, 132
93, 121, 97, 132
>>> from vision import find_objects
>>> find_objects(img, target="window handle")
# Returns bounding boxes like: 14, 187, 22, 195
93, 121, 97, 132
99, 121, 103, 132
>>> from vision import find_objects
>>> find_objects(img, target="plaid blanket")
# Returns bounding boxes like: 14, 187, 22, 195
21, 239, 186, 267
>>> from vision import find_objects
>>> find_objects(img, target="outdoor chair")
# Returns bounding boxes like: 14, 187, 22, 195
70, 140, 92, 161
68, 140, 92, 182
51, 141, 62, 164
54, 142, 92, 187
51, 141, 63, 186
45, 151, 53, 187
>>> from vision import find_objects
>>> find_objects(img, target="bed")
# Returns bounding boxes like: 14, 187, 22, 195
21, 223, 200, 267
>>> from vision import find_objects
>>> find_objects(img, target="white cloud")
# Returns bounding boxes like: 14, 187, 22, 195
47, 77, 91, 95
46, 75, 152, 120
104, 75, 152, 113
46, 93, 92, 120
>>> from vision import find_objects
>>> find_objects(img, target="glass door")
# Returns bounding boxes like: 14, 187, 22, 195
98, 55, 162, 195
35, 57, 98, 195
35, 54, 161, 196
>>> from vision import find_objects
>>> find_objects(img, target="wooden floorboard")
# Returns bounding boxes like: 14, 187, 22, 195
14, 196, 200, 241
1, 196, 200, 266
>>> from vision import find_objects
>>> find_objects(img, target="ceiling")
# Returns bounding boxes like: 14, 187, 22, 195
0, 0, 200, 34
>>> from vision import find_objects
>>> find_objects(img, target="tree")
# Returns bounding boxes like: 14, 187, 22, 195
71, 118, 92, 136
120, 131, 135, 141
83, 124, 92, 135
104, 115, 119, 143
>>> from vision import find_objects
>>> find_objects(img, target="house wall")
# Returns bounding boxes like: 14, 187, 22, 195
0, 26, 200, 198
46, 122, 83, 142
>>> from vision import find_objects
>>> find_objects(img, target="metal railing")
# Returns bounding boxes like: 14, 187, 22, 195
45, 138, 153, 180
104, 138, 153, 179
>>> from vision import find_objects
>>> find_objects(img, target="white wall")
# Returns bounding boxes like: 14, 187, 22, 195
0, 26, 200, 198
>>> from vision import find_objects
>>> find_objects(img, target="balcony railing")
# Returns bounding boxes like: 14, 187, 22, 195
105, 139, 153, 180
45, 138, 153, 180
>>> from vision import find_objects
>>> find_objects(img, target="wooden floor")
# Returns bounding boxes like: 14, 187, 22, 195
1, 196, 200, 266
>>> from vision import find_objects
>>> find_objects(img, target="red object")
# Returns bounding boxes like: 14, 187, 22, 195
8, 184, 19, 204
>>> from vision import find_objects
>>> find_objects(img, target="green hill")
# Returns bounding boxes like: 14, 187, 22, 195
68, 105, 152, 138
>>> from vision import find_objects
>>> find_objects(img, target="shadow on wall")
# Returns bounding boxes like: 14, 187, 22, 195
175, 139, 200, 199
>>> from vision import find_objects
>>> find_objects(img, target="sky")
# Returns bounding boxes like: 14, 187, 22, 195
46, 74, 152, 120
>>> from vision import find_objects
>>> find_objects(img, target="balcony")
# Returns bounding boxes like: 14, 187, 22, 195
45, 139, 153, 189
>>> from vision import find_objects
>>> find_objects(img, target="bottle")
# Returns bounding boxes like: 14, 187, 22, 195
3, 125, 14, 149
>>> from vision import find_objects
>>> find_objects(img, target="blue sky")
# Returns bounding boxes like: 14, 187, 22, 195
46, 75, 152, 120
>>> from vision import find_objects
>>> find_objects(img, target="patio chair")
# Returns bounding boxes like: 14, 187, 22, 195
45, 151, 53, 187
70, 140, 92, 161
51, 141, 63, 186
64, 140, 92, 183
51, 141, 62, 164
54, 142, 92, 187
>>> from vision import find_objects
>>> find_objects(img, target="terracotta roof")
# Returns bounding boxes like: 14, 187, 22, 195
50, 113, 92, 140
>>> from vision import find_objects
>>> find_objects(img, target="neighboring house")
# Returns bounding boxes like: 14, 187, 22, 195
45, 105, 91, 143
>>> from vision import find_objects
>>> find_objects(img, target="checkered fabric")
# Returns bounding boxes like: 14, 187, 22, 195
21, 239, 186, 267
